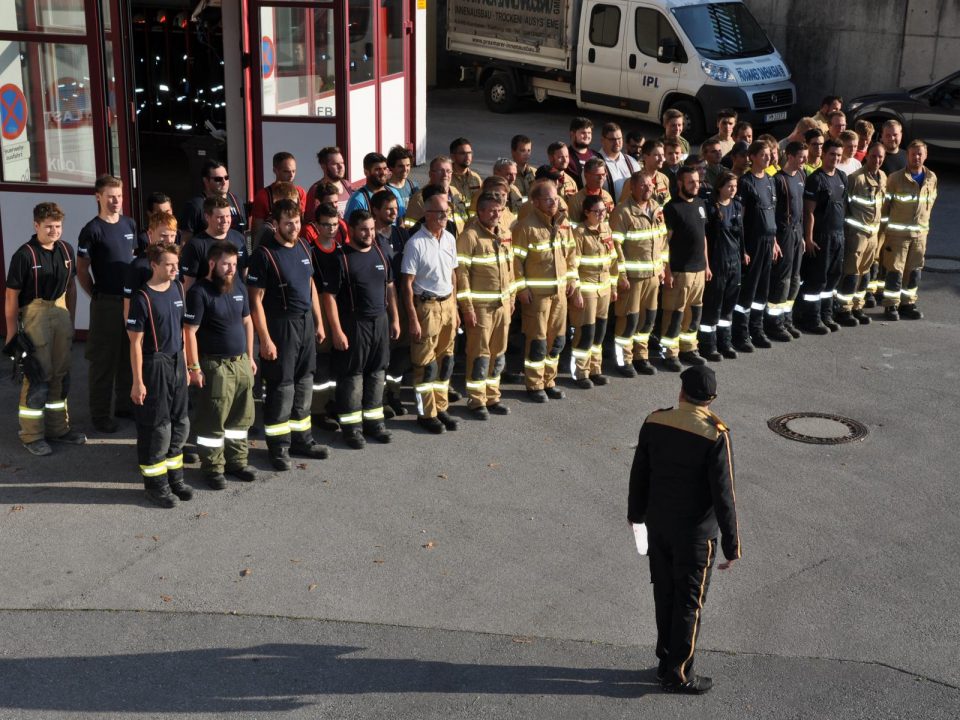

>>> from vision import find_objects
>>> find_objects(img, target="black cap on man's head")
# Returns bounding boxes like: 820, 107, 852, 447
681, 366, 717, 403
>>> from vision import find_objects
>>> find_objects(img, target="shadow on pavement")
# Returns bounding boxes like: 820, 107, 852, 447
0, 483, 146, 506
0, 643, 655, 712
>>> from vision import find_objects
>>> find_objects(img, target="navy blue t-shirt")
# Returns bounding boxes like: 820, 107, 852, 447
246, 237, 314, 314
123, 256, 153, 299
738, 172, 777, 239
127, 281, 185, 355
663, 198, 707, 273
184, 278, 250, 357
706, 200, 744, 267
805, 168, 847, 235
179, 194, 248, 237
180, 229, 247, 279
77, 216, 138, 296
320, 239, 392, 320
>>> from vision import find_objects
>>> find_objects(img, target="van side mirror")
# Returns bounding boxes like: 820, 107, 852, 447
657, 38, 678, 64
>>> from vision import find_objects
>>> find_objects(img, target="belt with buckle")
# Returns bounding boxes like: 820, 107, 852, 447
416, 294, 450, 302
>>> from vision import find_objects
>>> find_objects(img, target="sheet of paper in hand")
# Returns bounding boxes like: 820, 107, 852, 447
632, 523, 648, 555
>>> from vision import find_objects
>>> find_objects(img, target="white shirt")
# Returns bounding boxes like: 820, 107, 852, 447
837, 158, 862, 176
401, 226, 458, 297
601, 150, 640, 199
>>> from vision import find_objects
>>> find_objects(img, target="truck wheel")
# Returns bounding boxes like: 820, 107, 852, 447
484, 72, 517, 114
669, 99, 706, 143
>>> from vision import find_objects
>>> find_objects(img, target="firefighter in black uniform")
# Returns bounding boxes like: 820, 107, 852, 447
320, 209, 401, 449
628, 365, 740, 694
247, 199, 330, 470
798, 139, 848, 334
127, 243, 193, 508
770, 141, 809, 339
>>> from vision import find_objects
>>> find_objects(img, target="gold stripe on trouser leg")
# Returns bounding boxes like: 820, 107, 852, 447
678, 272, 704, 353
521, 294, 550, 391
568, 293, 597, 380
679, 539, 713, 682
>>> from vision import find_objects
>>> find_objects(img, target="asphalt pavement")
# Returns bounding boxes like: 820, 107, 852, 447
0, 88, 958, 718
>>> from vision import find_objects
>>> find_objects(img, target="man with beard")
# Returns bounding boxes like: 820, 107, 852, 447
404, 156, 470, 236
344, 152, 402, 217
449, 137, 483, 200
185, 242, 258, 488
179, 160, 247, 244
306, 146, 353, 220
247, 199, 330, 469
321, 210, 400, 448
180, 196, 247, 292
251, 151, 307, 234
127, 243, 193, 508
599, 122, 640, 199
566, 117, 599, 189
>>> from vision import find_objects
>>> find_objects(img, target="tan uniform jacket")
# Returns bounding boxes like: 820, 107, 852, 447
456, 217, 514, 312
882, 167, 937, 240
512, 208, 578, 296
619, 170, 671, 206
451, 168, 483, 200
609, 198, 668, 280
567, 188, 615, 226
573, 222, 619, 295
404, 186, 470, 234
845, 167, 886, 237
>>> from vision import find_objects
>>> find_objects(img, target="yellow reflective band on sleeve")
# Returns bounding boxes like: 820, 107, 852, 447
512, 246, 528, 258
456, 255, 473, 265
469, 254, 500, 264
456, 290, 472, 300
288, 417, 312, 432
44, 401, 66, 411
224, 429, 248, 440
140, 461, 168, 477
165, 454, 184, 470
850, 195, 879, 207
264, 422, 291, 437
611, 231, 626, 242
18, 406, 44, 419
339, 411, 363, 425
844, 217, 879, 233
621, 260, 655, 272
196, 435, 225, 448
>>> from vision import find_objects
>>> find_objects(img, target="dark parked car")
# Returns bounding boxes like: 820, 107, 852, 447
848, 70, 960, 163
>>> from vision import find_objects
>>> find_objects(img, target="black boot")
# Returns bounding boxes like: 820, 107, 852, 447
749, 309, 771, 348
634, 358, 657, 375
716, 327, 738, 359
863, 291, 876, 308
764, 314, 792, 342
884, 306, 900, 321
852, 308, 871, 325
144, 475, 177, 509
835, 310, 859, 327
732, 313, 754, 353
899, 303, 923, 320
783, 311, 802, 339
167, 468, 193, 501
698, 331, 722, 362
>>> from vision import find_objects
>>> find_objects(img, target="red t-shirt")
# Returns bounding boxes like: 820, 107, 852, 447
251, 183, 307, 221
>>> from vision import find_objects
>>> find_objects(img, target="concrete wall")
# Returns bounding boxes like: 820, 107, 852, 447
745, 0, 959, 113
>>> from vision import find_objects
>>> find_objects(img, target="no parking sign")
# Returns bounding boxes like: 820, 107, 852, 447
0, 83, 27, 140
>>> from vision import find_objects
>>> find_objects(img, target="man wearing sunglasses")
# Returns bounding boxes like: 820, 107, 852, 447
179, 160, 248, 245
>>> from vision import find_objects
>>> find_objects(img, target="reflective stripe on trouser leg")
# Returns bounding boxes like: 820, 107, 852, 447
613, 312, 639, 366
521, 293, 564, 391
261, 311, 313, 450
18, 299, 73, 443
679, 305, 702, 353
195, 356, 255, 473
590, 314, 608, 376
411, 296, 456, 417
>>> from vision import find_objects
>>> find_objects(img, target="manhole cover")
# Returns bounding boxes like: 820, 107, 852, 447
924, 255, 960, 274
767, 413, 868, 445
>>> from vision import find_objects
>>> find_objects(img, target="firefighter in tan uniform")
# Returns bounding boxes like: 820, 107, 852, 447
835, 142, 887, 326
880, 140, 937, 321
4, 202, 86, 456
512, 181, 578, 402
569, 195, 619, 388
609, 174, 667, 377
619, 140, 671, 205
470, 176, 518, 229
566, 157, 615, 227
449, 137, 483, 200
404, 156, 470, 235
456, 193, 515, 419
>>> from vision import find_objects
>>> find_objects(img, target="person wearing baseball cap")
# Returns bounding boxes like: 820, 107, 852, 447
627, 365, 741, 694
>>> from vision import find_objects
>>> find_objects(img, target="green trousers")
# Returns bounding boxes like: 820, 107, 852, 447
18, 298, 73, 443
193, 355, 255, 474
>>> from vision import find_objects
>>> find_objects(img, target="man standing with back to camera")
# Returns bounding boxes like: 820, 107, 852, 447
628, 365, 740, 694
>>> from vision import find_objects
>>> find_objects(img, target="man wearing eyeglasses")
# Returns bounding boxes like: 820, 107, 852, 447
404, 156, 470, 236
599, 122, 640, 199
179, 160, 248, 245
401, 188, 460, 434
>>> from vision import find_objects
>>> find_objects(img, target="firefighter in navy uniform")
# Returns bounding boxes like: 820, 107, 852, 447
184, 242, 259, 488
247, 199, 330, 470
4, 203, 86, 455
628, 365, 740, 695
320, 210, 400, 449
127, 243, 193, 508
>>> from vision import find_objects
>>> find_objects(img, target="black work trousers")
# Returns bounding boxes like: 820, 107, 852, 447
648, 531, 717, 685
332, 313, 389, 428
134, 352, 189, 486
260, 310, 315, 452
734, 234, 774, 334
798, 230, 845, 323
769, 224, 804, 308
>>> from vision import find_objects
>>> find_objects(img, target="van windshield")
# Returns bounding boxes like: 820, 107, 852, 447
671, 2, 774, 60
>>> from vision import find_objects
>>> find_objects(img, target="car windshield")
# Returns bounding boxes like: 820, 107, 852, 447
672, 2, 774, 60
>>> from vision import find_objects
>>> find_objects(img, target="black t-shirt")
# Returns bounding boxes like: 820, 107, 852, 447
6, 237, 77, 307
663, 198, 707, 273
179, 194, 248, 237
127, 282, 185, 355
180, 229, 247, 279
246, 237, 315, 314
184, 278, 250, 357
804, 168, 847, 235
738, 173, 777, 239
706, 200, 744, 267
137, 229, 182, 251
123, 256, 153, 299
320, 239, 392, 320
378, 225, 408, 280
775, 169, 805, 233
881, 149, 907, 175
77, 216, 138, 296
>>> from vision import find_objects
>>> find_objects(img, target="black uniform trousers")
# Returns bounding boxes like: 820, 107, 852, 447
768, 224, 803, 310
134, 351, 189, 487
699, 262, 740, 351
648, 531, 717, 684
333, 313, 389, 428
261, 310, 315, 452
798, 230, 844, 324
734, 234, 774, 336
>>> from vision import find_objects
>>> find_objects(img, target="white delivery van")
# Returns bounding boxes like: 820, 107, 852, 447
446, 0, 796, 140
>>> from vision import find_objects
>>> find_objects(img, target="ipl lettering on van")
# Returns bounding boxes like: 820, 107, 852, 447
735, 65, 786, 83
642, 75, 660, 88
